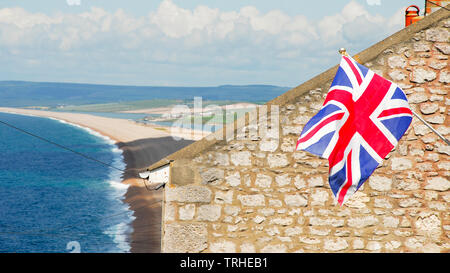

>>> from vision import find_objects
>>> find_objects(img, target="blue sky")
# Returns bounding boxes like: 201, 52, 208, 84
0, 0, 425, 86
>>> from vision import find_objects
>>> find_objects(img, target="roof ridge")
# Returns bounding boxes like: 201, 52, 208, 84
145, 4, 450, 172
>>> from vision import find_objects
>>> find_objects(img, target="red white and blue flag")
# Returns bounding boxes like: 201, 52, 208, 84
296, 55, 412, 205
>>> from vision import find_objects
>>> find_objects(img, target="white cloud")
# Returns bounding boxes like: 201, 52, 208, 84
67, 0, 81, 6
367, 0, 381, 6
0, 0, 405, 86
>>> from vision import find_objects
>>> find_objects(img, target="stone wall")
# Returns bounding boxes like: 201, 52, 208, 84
161, 16, 449, 253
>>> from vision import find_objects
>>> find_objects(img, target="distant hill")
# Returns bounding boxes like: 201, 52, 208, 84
0, 81, 291, 107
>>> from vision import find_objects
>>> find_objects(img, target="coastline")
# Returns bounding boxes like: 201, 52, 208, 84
0, 107, 196, 252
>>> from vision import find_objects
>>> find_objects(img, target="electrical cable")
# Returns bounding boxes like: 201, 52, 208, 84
0, 118, 150, 175
0, 118, 160, 192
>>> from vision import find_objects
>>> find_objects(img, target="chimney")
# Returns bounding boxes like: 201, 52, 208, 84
405, 1, 449, 27
405, 5, 423, 27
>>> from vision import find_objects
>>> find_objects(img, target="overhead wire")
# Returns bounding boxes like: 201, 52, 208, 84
0, 118, 150, 174
0, 117, 160, 193
0, 117, 167, 250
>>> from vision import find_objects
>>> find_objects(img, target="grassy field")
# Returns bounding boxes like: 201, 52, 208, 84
53, 99, 183, 112
53, 99, 264, 113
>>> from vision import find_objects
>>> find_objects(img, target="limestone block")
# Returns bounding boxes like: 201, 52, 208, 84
308, 176, 324, 187
324, 238, 348, 251
429, 88, 447, 95
215, 190, 234, 204
344, 192, 369, 208
390, 158, 412, 171
437, 161, 450, 170
353, 239, 365, 250
420, 103, 439, 114
310, 189, 329, 206
309, 217, 345, 227
429, 95, 443, 102
179, 204, 196, 220
299, 236, 321, 245
200, 168, 224, 184
285, 226, 303, 236
214, 152, 229, 166
253, 215, 265, 224
197, 204, 222, 221
240, 243, 255, 253
413, 123, 431, 135
425, 28, 449, 42
425, 177, 450, 191
399, 198, 422, 208
405, 237, 425, 251
435, 43, 450, 55
374, 198, 393, 208
280, 138, 295, 152
163, 223, 208, 253
230, 151, 251, 166
165, 185, 212, 203
268, 199, 282, 207
267, 153, 289, 168
275, 173, 291, 187
385, 241, 401, 251
224, 205, 240, 216
410, 67, 436, 83
383, 216, 399, 228
282, 125, 302, 136
369, 175, 392, 191
258, 208, 275, 216
428, 61, 447, 70
259, 139, 279, 152
165, 202, 176, 221
415, 211, 442, 239
293, 115, 311, 125
255, 174, 272, 188
388, 55, 407, 69
439, 70, 450, 83
284, 194, 308, 207
395, 179, 420, 191
425, 115, 445, 124
413, 41, 431, 52
270, 217, 294, 226
366, 241, 382, 252
426, 152, 439, 162
225, 172, 241, 187
294, 176, 306, 189
347, 215, 378, 228
209, 240, 236, 253
260, 244, 287, 253
238, 194, 265, 206
408, 92, 429, 103
388, 70, 406, 81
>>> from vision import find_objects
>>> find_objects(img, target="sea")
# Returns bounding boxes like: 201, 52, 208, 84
0, 112, 134, 253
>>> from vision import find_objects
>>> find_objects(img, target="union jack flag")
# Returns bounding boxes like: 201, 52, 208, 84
296, 55, 412, 205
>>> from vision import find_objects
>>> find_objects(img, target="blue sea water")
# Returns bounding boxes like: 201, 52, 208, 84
0, 112, 134, 253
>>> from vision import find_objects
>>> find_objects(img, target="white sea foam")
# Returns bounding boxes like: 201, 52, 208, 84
52, 118, 134, 252
104, 220, 135, 253
1, 111, 134, 253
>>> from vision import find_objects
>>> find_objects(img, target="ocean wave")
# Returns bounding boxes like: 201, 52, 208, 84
53, 118, 134, 252
104, 221, 134, 253
2, 112, 134, 253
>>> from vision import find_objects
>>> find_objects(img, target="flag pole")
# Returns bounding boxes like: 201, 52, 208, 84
411, 111, 450, 145
338, 48, 450, 146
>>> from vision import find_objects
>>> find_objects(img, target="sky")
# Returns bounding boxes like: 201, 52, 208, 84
0, 0, 426, 87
